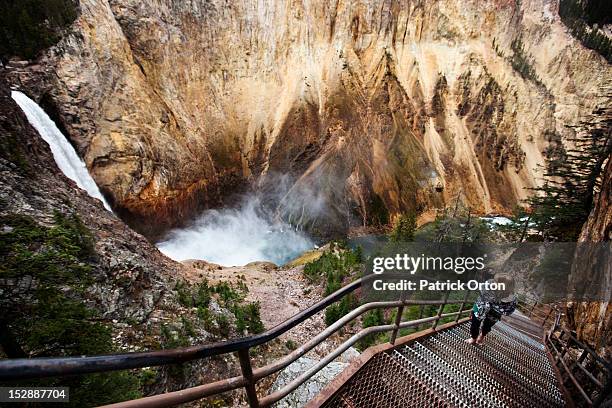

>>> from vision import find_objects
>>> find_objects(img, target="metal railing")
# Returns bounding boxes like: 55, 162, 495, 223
513, 300, 611, 407
545, 314, 612, 407
3, 272, 588, 408
0, 275, 475, 408
520, 300, 559, 329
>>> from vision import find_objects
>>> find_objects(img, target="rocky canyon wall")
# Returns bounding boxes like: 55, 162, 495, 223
0, 70, 183, 326
567, 157, 611, 358
8, 0, 611, 238
0, 70, 243, 395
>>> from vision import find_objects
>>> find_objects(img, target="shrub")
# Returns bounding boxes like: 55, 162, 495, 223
160, 324, 189, 349
389, 213, 417, 242
181, 316, 196, 337
176, 278, 213, 308
303, 244, 361, 288
0, 0, 78, 61
179, 278, 263, 337
160, 324, 189, 380
175, 280, 193, 307
285, 340, 297, 350
233, 302, 265, 335
138, 368, 158, 387
357, 309, 387, 350
215, 314, 231, 338
0, 212, 140, 405
197, 306, 215, 332
304, 244, 363, 327
212, 281, 244, 304
195, 279, 211, 307
325, 293, 357, 326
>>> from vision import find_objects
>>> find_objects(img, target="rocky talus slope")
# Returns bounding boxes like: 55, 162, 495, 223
7, 0, 611, 238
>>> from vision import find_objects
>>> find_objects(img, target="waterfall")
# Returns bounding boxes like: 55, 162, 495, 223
11, 91, 112, 211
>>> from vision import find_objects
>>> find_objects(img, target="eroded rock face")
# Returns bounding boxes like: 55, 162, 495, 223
8, 0, 611, 239
0, 71, 237, 394
0, 71, 179, 322
567, 159, 612, 358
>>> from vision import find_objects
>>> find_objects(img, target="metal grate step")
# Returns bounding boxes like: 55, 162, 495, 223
322, 352, 451, 408
321, 321, 565, 408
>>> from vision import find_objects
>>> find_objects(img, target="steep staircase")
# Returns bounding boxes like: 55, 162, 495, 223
8, 275, 605, 408
318, 314, 565, 408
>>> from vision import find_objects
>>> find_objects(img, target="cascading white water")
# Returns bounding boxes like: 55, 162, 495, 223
11, 91, 311, 265
11, 91, 112, 211
157, 197, 314, 266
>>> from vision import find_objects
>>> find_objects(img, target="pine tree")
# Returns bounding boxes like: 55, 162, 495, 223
527, 113, 611, 241
389, 212, 417, 242
0, 0, 78, 61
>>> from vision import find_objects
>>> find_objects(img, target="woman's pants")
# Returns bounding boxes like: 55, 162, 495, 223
470, 312, 497, 339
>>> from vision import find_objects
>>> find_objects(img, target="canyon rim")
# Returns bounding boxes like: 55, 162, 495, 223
7, 0, 610, 239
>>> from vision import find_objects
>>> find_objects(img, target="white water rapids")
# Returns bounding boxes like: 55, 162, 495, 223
157, 198, 314, 267
11, 91, 112, 211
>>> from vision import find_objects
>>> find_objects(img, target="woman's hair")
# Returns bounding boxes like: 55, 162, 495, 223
493, 273, 516, 298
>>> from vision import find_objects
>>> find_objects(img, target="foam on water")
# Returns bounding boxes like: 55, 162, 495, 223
157, 198, 314, 266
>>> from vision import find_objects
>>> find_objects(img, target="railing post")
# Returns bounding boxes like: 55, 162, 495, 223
416, 304, 425, 330
542, 307, 553, 327
432, 291, 450, 330
529, 301, 538, 318
455, 290, 471, 323
238, 348, 259, 408
553, 311, 561, 331
592, 372, 612, 407
559, 330, 569, 358
389, 305, 404, 345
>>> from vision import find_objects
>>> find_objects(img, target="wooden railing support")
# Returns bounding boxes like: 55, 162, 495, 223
542, 307, 553, 327
456, 290, 470, 323
529, 301, 538, 317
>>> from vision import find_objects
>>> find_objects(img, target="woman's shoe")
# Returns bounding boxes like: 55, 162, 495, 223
465, 338, 476, 344
476, 334, 485, 345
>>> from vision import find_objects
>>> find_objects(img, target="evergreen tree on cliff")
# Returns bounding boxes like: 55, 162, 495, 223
528, 112, 611, 241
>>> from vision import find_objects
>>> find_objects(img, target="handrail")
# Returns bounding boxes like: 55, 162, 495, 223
260, 311, 465, 406
0, 277, 364, 380
97, 304, 470, 408
0, 272, 472, 407
555, 329, 609, 368
1, 274, 541, 408
547, 335, 594, 405
100, 374, 246, 408
253, 299, 441, 380
544, 310, 612, 407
